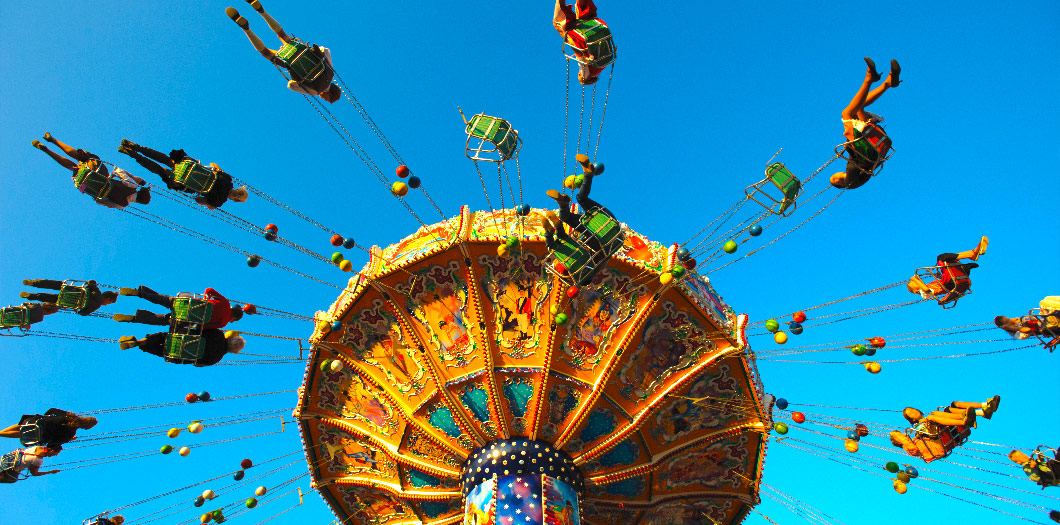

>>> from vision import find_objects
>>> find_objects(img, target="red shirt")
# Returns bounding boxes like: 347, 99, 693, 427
203, 287, 232, 329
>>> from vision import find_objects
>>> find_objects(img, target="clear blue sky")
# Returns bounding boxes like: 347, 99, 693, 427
1, 1, 1057, 523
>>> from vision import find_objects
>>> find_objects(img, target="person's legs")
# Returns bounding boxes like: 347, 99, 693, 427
20, 292, 59, 303
226, 7, 276, 60
113, 310, 170, 326
247, 1, 292, 43
841, 59, 879, 140
856, 83, 890, 121
546, 190, 581, 230
137, 332, 168, 358
953, 236, 989, 262
554, 0, 571, 34
0, 425, 21, 438
1009, 450, 1031, 465
122, 286, 175, 309
122, 142, 174, 168
32, 141, 78, 171
43, 133, 91, 162
24, 280, 63, 291
926, 413, 967, 427
576, 170, 603, 211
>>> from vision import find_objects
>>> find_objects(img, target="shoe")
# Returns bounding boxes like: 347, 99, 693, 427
982, 395, 1000, 419
225, 7, 249, 29
119, 287, 139, 297
31, 140, 45, 151
19, 292, 30, 299
43, 132, 53, 141
245, 0, 265, 13
112, 314, 135, 322
575, 153, 592, 168
546, 189, 571, 205
973, 236, 989, 259
888, 59, 901, 87
22, 280, 31, 285
118, 336, 138, 350
117, 139, 136, 154
864, 57, 881, 82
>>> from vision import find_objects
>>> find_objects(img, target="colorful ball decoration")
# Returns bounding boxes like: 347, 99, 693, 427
553, 261, 567, 274
189, 422, 205, 434
844, 439, 859, 453
563, 175, 578, 189
517, 204, 531, 216
200, 513, 211, 523
198, 391, 211, 402
264, 224, 278, 233
592, 162, 605, 174
773, 332, 788, 344
791, 412, 806, 424
331, 252, 344, 264
212, 510, 224, 521
682, 258, 697, 270
792, 311, 807, 323
864, 362, 882, 374
573, 174, 585, 187
670, 265, 686, 278
505, 236, 520, 248
330, 359, 344, 372
179, 446, 191, 456
773, 422, 789, 434
764, 319, 780, 333
864, 347, 877, 357
246, 255, 262, 267
855, 423, 869, 437
339, 260, 353, 272
245, 498, 258, 509
851, 344, 867, 356
390, 181, 409, 196
897, 472, 911, 483
263, 230, 277, 241
904, 466, 919, 478
788, 321, 804, 335
869, 336, 886, 348
194, 496, 205, 507
160, 445, 174, 454
566, 286, 579, 298
659, 272, 674, 285
846, 430, 860, 441
331, 320, 342, 331
255, 486, 267, 496
343, 237, 356, 249
676, 247, 690, 260
241, 458, 253, 469
233, 470, 245, 481
395, 165, 409, 178
203, 489, 216, 500
885, 461, 900, 473
408, 175, 421, 189
775, 398, 788, 410
167, 428, 181, 438
330, 235, 344, 247
748, 224, 763, 237
320, 359, 333, 372
893, 480, 908, 494
497, 244, 510, 257
554, 313, 569, 325
723, 240, 738, 253
241, 304, 257, 315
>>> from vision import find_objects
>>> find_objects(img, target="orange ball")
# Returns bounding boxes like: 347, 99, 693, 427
330, 235, 344, 247
396, 165, 409, 178
792, 412, 806, 424
844, 439, 859, 453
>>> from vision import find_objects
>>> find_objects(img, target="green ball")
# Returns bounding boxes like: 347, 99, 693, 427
851, 344, 867, 356
245, 498, 258, 508
773, 422, 788, 435
897, 472, 911, 483
160, 444, 174, 454
212, 510, 224, 519
885, 461, 900, 473
574, 174, 585, 187
505, 236, 520, 248
670, 265, 686, 278
555, 313, 569, 325
331, 252, 344, 264
319, 359, 332, 372
723, 240, 738, 254
764, 319, 780, 333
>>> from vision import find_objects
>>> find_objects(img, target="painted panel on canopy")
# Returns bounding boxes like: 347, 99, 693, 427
448, 378, 501, 441
584, 471, 651, 500
637, 356, 758, 455
333, 486, 417, 525
307, 421, 399, 482
536, 374, 595, 443
420, 400, 476, 452
411, 497, 464, 522
467, 207, 545, 241
650, 433, 759, 497
561, 396, 632, 457
376, 215, 461, 273
551, 263, 650, 380
604, 291, 733, 414
578, 431, 650, 477
339, 294, 436, 408
303, 345, 406, 445
496, 370, 538, 438
401, 464, 461, 491
388, 257, 481, 373
400, 427, 465, 471
677, 273, 736, 334
579, 502, 643, 525
640, 498, 742, 525
473, 245, 552, 366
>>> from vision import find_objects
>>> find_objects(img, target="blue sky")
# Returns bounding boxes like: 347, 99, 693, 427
1, 1, 1057, 523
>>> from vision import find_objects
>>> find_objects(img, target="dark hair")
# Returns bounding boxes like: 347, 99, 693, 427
324, 84, 342, 103
230, 307, 244, 321
167, 149, 190, 163
102, 291, 119, 301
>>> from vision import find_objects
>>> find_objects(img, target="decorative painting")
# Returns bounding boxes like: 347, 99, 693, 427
478, 251, 548, 359
342, 299, 427, 396
649, 363, 743, 444
464, 476, 496, 525
400, 261, 477, 368
614, 301, 714, 401
560, 267, 641, 371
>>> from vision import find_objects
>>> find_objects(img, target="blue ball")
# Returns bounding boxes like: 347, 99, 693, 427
194, 496, 205, 507
676, 247, 690, 261
846, 430, 860, 441
788, 321, 804, 335
233, 470, 245, 481
517, 204, 531, 216
198, 391, 211, 402
749, 224, 763, 237
865, 347, 877, 356
343, 238, 356, 249
904, 466, 919, 478
592, 162, 604, 174
408, 175, 421, 189
264, 231, 277, 241
331, 321, 342, 331
775, 398, 788, 410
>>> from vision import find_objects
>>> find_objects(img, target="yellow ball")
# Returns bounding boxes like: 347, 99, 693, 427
167, 428, 181, 438
391, 181, 409, 197
497, 244, 510, 257
563, 175, 578, 189
179, 446, 191, 456
329, 359, 344, 372
339, 260, 353, 272
773, 332, 788, 344
893, 480, 907, 494
188, 422, 204, 434
549, 305, 560, 315
865, 362, 882, 374
844, 439, 859, 453
660, 272, 674, 285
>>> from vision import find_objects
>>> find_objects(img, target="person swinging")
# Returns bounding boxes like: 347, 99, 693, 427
830, 58, 901, 190
888, 395, 999, 463
907, 236, 988, 306
117, 140, 248, 209
553, 0, 615, 86
226, 0, 342, 103
30, 133, 150, 209
20, 279, 117, 316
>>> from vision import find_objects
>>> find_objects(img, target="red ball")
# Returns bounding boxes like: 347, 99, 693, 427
330, 235, 344, 247
240, 458, 253, 469
855, 423, 869, 437
242, 304, 257, 315
792, 412, 806, 424
553, 261, 567, 274
566, 286, 579, 298
793, 311, 807, 323
396, 165, 409, 178
682, 258, 697, 270
185, 393, 198, 403
265, 223, 278, 233
869, 337, 886, 348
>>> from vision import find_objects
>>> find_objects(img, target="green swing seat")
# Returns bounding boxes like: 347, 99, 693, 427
465, 114, 521, 161
56, 283, 89, 311
172, 295, 214, 324
164, 333, 207, 364
745, 163, 801, 216
73, 161, 113, 200
581, 208, 623, 254
840, 122, 893, 173
172, 160, 218, 194
0, 306, 29, 329
551, 235, 596, 285
276, 40, 330, 84
566, 19, 616, 69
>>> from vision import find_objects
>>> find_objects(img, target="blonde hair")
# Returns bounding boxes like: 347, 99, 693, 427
229, 186, 249, 203
226, 334, 246, 354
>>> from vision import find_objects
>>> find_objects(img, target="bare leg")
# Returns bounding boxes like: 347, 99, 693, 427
841, 60, 878, 140
953, 237, 989, 262
856, 83, 891, 121
553, 0, 568, 34
33, 142, 78, 171
248, 1, 291, 43
43, 133, 91, 162
0, 425, 21, 438
227, 7, 276, 60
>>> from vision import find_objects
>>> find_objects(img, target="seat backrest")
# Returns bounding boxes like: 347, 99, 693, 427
172, 296, 214, 324
172, 160, 218, 194
57, 284, 89, 311
0, 306, 28, 329
276, 40, 328, 83
570, 19, 616, 67
73, 161, 113, 199
165, 333, 207, 364
580, 209, 623, 252
765, 163, 801, 200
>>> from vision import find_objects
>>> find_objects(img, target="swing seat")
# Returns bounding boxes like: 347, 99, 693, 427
837, 123, 894, 175
936, 423, 971, 454
73, 161, 113, 200
744, 163, 801, 217
0, 306, 29, 330
56, 281, 89, 311
464, 114, 522, 162
563, 19, 616, 69
172, 160, 218, 194
164, 333, 207, 365
914, 265, 972, 309
172, 294, 214, 325
549, 236, 597, 286
580, 208, 624, 255
276, 40, 330, 84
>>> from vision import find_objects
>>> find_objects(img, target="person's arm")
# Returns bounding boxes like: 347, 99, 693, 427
286, 80, 313, 95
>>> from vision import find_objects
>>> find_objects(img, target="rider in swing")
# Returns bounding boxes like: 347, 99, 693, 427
31, 133, 150, 209
225, 0, 342, 103
553, 0, 611, 86
830, 57, 901, 190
